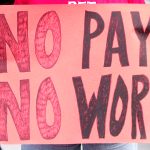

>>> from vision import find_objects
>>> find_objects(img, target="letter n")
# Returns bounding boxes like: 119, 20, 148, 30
0, 80, 30, 141
0, 12, 30, 73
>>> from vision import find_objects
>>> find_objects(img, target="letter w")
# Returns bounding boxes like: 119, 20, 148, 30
72, 75, 111, 138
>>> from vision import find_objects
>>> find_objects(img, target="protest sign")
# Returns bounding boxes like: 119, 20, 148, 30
0, 4, 150, 144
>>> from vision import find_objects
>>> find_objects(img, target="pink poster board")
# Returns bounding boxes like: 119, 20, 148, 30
0, 4, 150, 144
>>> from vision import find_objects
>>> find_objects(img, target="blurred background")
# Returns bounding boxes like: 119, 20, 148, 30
138, 144, 150, 150
1, 144, 150, 150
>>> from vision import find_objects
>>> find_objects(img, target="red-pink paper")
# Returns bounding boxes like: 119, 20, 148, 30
0, 4, 150, 144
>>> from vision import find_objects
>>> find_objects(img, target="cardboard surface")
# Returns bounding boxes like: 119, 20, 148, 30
0, 5, 150, 144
